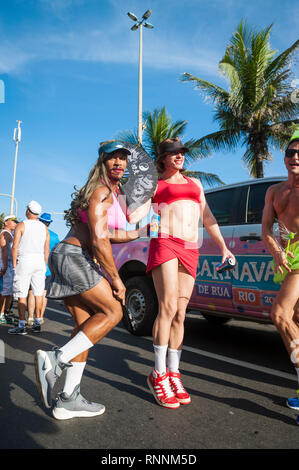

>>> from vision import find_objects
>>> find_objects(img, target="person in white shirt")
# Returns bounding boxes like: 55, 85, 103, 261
8, 201, 50, 335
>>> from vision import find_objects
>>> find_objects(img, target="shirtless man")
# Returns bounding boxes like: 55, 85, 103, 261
129, 137, 235, 409
262, 130, 299, 411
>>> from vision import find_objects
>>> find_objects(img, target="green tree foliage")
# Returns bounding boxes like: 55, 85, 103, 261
0, 213, 4, 231
116, 106, 224, 187
181, 21, 299, 178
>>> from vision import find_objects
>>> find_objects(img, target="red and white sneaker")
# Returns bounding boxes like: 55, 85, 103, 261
147, 369, 180, 409
169, 371, 191, 405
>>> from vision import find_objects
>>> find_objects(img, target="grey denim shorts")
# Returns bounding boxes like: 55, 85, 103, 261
46, 242, 104, 300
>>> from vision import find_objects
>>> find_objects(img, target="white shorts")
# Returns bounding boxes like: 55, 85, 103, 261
2, 263, 14, 296
13, 256, 46, 298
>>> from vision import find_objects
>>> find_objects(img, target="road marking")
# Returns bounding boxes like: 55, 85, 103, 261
46, 306, 296, 382
47, 306, 71, 315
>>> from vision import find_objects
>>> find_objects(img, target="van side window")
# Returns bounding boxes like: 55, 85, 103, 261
247, 183, 277, 224
206, 187, 245, 225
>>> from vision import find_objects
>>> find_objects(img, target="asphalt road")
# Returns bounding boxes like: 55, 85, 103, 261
0, 300, 298, 458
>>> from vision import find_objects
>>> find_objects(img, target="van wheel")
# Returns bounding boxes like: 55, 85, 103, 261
201, 313, 230, 325
122, 276, 158, 336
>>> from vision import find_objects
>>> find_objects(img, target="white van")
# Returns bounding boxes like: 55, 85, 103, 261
112, 176, 286, 335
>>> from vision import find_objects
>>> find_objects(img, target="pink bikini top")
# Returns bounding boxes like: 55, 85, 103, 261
77, 192, 126, 230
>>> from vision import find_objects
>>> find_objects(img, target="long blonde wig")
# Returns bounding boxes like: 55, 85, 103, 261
64, 143, 114, 227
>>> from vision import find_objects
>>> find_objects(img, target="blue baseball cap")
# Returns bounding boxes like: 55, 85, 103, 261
99, 141, 131, 156
39, 212, 53, 223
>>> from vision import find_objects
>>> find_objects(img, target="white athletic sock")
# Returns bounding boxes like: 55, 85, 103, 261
63, 362, 86, 396
59, 331, 94, 364
168, 348, 182, 373
153, 344, 168, 376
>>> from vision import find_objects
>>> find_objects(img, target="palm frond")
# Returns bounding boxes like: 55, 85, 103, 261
0, 213, 5, 231
220, 22, 276, 111
220, 21, 249, 82
143, 107, 173, 157
183, 138, 211, 160
266, 119, 299, 150
265, 38, 299, 82
267, 88, 299, 121
115, 105, 223, 184
242, 147, 259, 177
184, 170, 225, 187
195, 129, 242, 153
114, 129, 139, 145
181, 73, 229, 106
182, 20, 298, 177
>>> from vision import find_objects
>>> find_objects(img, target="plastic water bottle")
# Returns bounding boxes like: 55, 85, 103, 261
150, 214, 160, 238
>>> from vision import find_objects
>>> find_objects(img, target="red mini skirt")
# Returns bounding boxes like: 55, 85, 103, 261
146, 234, 199, 279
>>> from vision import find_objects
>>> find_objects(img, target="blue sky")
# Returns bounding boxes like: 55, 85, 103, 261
0, 0, 298, 239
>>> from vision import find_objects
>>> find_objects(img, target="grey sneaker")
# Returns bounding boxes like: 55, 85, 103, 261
34, 348, 72, 409
52, 385, 106, 420
8, 325, 27, 335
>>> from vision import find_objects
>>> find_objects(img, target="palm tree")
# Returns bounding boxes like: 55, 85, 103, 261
181, 20, 299, 178
0, 213, 4, 231
116, 106, 224, 187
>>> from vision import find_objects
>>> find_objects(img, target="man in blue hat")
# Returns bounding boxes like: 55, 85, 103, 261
27, 213, 60, 329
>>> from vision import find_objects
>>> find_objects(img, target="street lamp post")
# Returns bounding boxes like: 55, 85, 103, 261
10, 120, 22, 215
0, 194, 18, 217
127, 10, 154, 146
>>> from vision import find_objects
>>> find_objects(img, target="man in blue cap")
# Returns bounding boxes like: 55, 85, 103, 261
27, 213, 60, 329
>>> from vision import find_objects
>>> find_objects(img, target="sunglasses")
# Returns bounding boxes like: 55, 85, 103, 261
285, 148, 299, 158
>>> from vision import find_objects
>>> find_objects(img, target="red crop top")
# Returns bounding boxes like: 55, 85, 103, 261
152, 176, 201, 206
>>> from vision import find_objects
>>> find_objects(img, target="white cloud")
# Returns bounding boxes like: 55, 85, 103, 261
32, 158, 80, 186
0, 41, 36, 74
0, 0, 297, 78
0, 24, 220, 78
0, 0, 223, 77
38, 0, 86, 19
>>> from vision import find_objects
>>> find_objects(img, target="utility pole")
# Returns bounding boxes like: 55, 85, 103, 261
10, 120, 22, 216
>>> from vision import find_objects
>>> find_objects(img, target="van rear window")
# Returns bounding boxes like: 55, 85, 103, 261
206, 181, 284, 226
247, 182, 278, 224
206, 187, 245, 225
